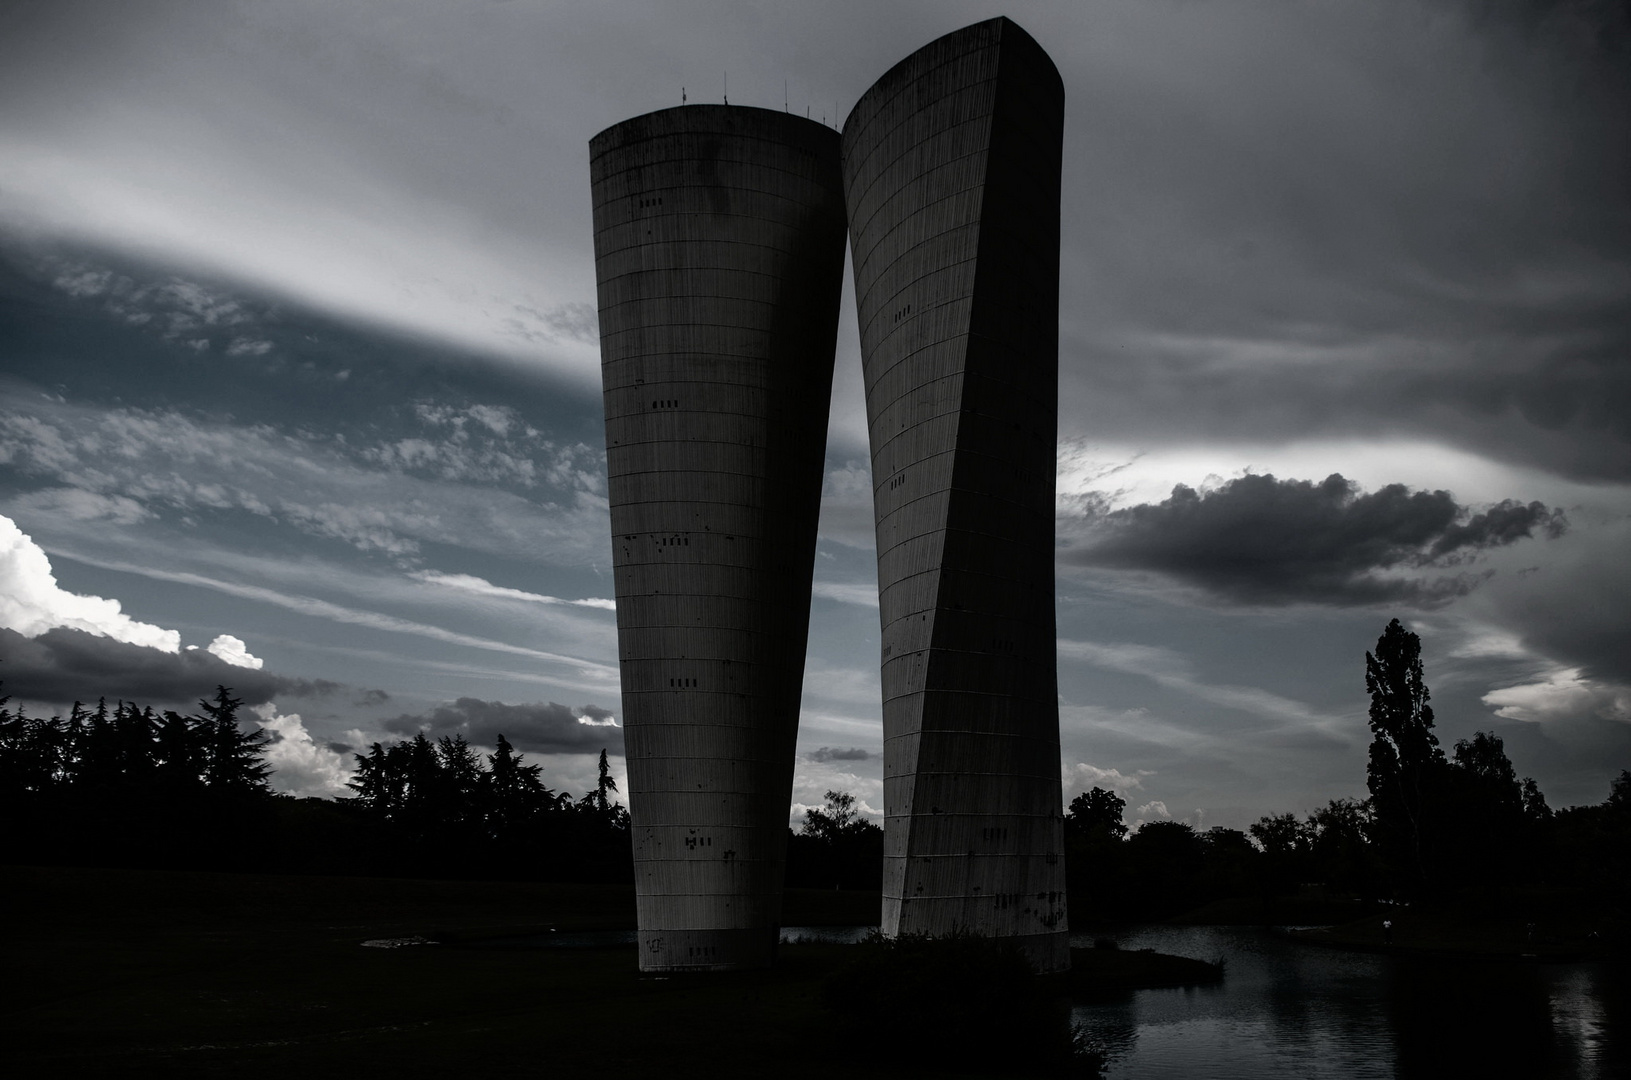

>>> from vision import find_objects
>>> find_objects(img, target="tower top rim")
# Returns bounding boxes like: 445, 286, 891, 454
839, 16, 1061, 136
589, 104, 840, 157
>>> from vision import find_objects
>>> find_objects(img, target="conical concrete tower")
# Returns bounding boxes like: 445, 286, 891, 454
590, 105, 847, 971
840, 17, 1069, 972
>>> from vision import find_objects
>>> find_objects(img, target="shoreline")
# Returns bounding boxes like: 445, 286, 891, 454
1284, 913, 1622, 964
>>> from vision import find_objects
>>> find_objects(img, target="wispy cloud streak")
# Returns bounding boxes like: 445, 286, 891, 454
53, 553, 620, 682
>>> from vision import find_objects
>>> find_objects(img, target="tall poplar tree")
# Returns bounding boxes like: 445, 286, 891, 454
1364, 619, 1444, 891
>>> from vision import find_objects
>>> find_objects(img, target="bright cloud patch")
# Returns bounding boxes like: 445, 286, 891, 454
1131, 801, 1172, 831
790, 753, 883, 828
253, 703, 353, 797
1066, 761, 1149, 794
811, 581, 879, 608
1482, 669, 1631, 725
206, 633, 264, 669
0, 513, 180, 651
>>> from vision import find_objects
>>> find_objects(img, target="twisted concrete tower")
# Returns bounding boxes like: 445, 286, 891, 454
589, 106, 847, 971
841, 18, 1069, 971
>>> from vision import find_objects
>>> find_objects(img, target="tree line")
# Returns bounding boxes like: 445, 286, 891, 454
0, 676, 879, 888
8, 617, 1624, 914
344, 733, 632, 881
0, 686, 276, 870
0, 683, 632, 881
1063, 619, 1631, 921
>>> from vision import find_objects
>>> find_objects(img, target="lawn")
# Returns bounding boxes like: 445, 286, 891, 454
4, 864, 1211, 1078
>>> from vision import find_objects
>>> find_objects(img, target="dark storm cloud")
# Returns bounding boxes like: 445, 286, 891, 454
0, 627, 322, 709
1068, 474, 1566, 605
811, 746, 870, 762
1053, 0, 1631, 481
382, 698, 622, 756
1474, 516, 1631, 685
0, 239, 605, 450
3, 2, 1625, 477
1429, 498, 1567, 558
1525, 619, 1631, 688
1061, 341, 1631, 482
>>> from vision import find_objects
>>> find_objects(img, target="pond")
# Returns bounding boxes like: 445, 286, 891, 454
434, 921, 1626, 1075
1070, 925, 1628, 1079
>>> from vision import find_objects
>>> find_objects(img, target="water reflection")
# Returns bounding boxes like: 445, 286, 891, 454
455, 925, 877, 949
455, 921, 1624, 1075
1070, 926, 1627, 1079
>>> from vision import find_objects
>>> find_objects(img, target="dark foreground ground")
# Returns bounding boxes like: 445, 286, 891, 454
5, 865, 1214, 1079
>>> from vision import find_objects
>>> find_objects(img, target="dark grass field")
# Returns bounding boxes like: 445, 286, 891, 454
4, 865, 886, 1078
4, 864, 1214, 1078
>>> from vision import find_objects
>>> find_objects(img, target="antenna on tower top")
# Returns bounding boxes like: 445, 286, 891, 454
723, 72, 728, 105
784, 79, 788, 112
682, 86, 686, 105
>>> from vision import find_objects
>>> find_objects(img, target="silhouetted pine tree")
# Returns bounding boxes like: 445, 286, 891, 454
343, 731, 628, 880
196, 686, 270, 793
436, 733, 485, 830
348, 741, 394, 812
77, 697, 120, 791
397, 731, 442, 832
154, 710, 202, 793
0, 691, 59, 797
113, 701, 157, 782
486, 733, 559, 831
579, 747, 620, 818
0, 688, 28, 797
562, 746, 631, 881
61, 701, 89, 783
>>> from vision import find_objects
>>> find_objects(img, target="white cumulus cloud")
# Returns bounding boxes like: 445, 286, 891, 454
1482, 668, 1631, 725
1132, 801, 1171, 829
206, 633, 264, 669
0, 513, 180, 651
252, 703, 353, 798
1065, 761, 1149, 794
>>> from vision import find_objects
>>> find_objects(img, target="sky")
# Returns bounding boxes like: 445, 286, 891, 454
1, 0, 1627, 829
